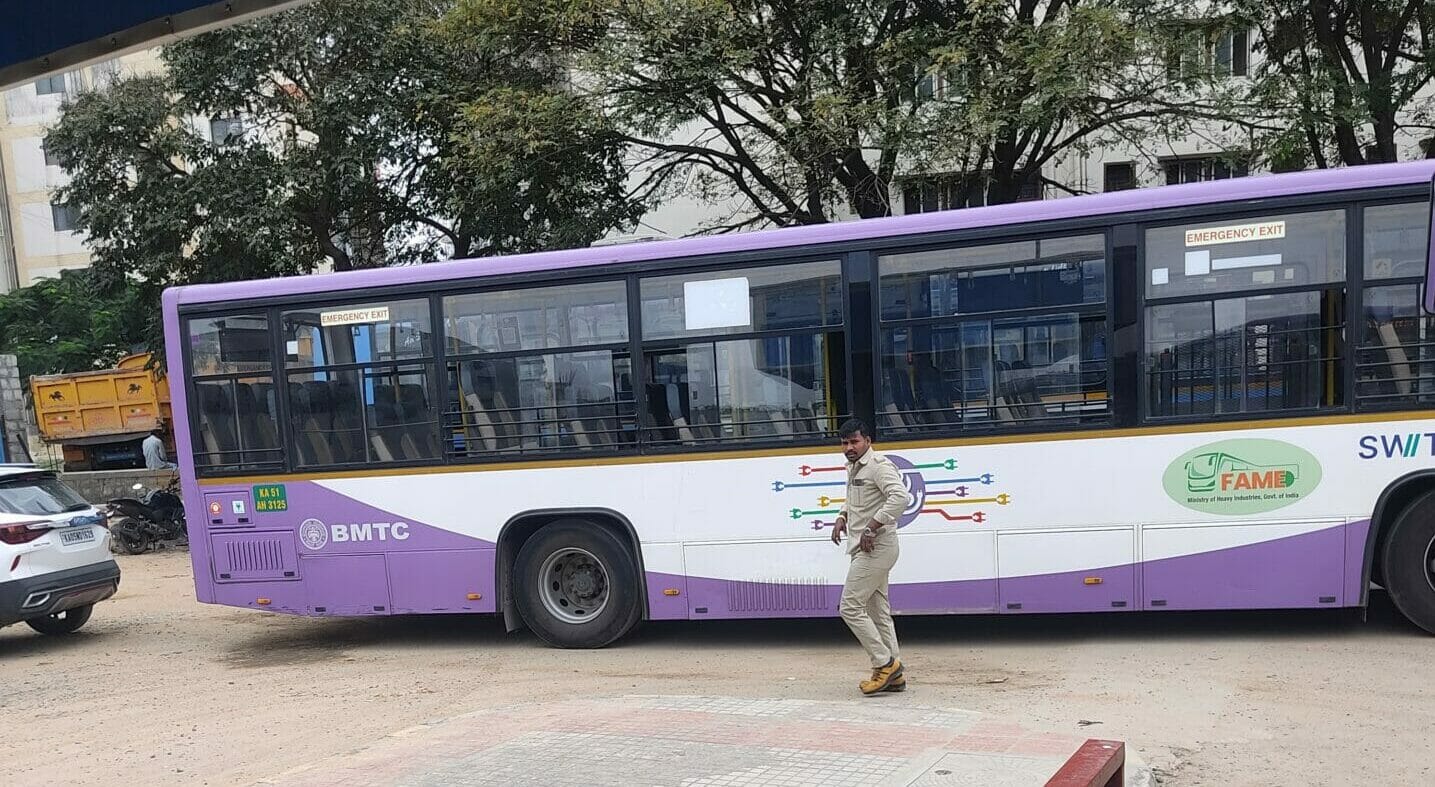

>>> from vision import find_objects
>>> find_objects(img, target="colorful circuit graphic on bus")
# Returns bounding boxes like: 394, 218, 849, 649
771, 454, 1011, 531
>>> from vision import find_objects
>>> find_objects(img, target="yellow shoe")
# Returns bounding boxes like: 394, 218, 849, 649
859, 658, 903, 695
883, 675, 907, 692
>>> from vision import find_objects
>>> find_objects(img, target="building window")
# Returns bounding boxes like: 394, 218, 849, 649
42, 142, 64, 168
902, 173, 1042, 215
1167, 25, 1250, 79
1103, 163, 1136, 192
1162, 156, 1250, 185
50, 202, 79, 232
33, 74, 66, 96
209, 117, 244, 145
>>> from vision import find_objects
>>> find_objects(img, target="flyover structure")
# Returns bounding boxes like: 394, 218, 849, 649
0, 1, 310, 90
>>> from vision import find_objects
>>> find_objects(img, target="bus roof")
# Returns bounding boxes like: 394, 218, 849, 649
166, 159, 1435, 309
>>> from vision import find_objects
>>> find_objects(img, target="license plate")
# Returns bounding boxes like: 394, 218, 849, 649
60, 527, 95, 546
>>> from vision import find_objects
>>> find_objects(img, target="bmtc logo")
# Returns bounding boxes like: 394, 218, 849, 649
771, 454, 1011, 533
1358, 432, 1435, 460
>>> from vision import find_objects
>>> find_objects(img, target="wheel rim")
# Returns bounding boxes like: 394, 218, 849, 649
1425, 533, 1435, 595
538, 547, 610, 624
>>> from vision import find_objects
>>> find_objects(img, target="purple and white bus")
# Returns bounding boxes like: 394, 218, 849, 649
165, 161, 1435, 647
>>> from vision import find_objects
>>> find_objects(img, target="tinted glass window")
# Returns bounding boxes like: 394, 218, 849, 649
1146, 209, 1345, 298
881, 235, 1105, 319
1146, 291, 1342, 416
448, 351, 635, 456
189, 314, 272, 375
1364, 202, 1430, 280
880, 313, 1108, 429
640, 260, 842, 340
283, 298, 433, 367
1358, 284, 1435, 407
644, 335, 844, 443
444, 281, 628, 354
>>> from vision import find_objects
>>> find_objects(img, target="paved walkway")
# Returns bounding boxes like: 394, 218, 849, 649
258, 696, 1148, 787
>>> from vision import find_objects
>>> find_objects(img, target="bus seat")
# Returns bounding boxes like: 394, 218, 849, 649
664, 383, 697, 442
370, 433, 396, 462
1377, 322, 1413, 395
398, 383, 437, 458
462, 393, 500, 452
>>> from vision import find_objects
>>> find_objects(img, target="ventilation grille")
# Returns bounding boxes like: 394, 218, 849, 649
227, 537, 286, 573
211, 531, 298, 582
726, 578, 828, 612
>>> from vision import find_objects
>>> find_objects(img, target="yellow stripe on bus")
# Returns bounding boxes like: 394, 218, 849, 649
198, 408, 1435, 486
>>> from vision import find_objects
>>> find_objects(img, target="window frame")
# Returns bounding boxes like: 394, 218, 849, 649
872, 228, 1117, 438
1353, 197, 1435, 412
1137, 204, 1357, 424
184, 310, 288, 475
441, 277, 639, 462
276, 296, 445, 472
634, 255, 851, 451
50, 201, 78, 232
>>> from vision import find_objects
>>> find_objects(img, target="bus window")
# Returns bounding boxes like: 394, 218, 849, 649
1359, 202, 1435, 409
187, 314, 283, 473
877, 234, 1109, 432
443, 281, 633, 458
1145, 209, 1345, 419
280, 299, 439, 467
639, 261, 845, 444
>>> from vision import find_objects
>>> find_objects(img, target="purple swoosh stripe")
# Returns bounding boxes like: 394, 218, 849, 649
647, 521, 1367, 620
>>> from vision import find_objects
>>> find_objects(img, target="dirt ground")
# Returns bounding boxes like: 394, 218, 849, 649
3, 550, 1432, 786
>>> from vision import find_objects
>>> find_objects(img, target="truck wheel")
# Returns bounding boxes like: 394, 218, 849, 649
26, 604, 94, 635
1382, 490, 1435, 635
513, 521, 642, 648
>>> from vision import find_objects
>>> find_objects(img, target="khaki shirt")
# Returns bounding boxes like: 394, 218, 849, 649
837, 449, 907, 554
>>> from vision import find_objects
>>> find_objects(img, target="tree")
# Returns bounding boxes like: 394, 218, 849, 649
452, 0, 1237, 229
0, 269, 147, 382
1238, 0, 1435, 167
46, 0, 643, 353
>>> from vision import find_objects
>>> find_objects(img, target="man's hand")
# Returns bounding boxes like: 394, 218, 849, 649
859, 530, 875, 553
831, 518, 846, 545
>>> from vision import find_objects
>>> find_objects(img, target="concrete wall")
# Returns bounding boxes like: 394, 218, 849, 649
59, 468, 175, 504
0, 353, 29, 463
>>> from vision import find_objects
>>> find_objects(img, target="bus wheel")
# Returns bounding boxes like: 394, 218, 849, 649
513, 521, 642, 648
1382, 490, 1435, 635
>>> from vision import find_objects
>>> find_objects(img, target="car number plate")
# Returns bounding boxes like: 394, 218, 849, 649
60, 527, 95, 545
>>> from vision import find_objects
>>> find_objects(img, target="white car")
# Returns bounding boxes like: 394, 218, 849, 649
0, 465, 120, 635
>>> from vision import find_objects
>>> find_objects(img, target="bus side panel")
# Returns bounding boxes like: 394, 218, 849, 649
1141, 521, 1346, 610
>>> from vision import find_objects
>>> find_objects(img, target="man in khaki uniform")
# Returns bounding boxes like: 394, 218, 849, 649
831, 418, 908, 695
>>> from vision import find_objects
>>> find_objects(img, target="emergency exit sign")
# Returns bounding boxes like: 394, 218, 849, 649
253, 484, 288, 512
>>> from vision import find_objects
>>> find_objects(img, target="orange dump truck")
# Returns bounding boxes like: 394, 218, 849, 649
30, 353, 172, 470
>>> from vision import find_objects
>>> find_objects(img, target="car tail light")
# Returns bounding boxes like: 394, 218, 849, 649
0, 520, 52, 545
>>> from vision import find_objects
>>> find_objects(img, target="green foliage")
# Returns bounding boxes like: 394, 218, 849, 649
0, 269, 147, 382
1236, 0, 1435, 166
44, 0, 643, 358
452, 0, 1237, 227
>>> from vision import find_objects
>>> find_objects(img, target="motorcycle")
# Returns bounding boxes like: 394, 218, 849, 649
107, 478, 186, 555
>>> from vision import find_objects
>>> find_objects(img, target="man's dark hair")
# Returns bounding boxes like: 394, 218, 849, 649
837, 418, 872, 440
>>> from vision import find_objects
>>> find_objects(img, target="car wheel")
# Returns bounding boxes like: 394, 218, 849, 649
25, 604, 94, 635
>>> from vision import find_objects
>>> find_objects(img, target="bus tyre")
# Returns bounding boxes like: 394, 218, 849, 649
514, 521, 642, 648
1382, 490, 1435, 635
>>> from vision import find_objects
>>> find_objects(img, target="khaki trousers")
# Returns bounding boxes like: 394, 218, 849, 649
839, 535, 900, 668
